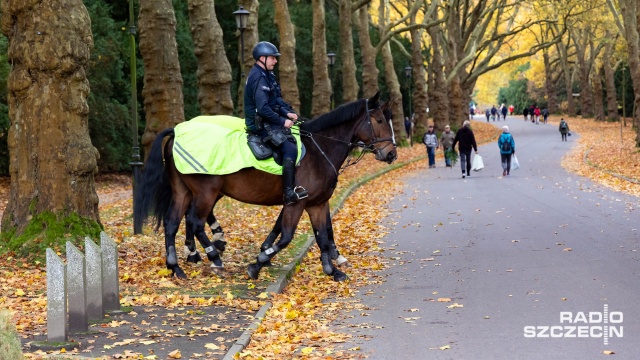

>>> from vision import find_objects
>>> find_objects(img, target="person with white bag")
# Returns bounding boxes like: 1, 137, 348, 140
452, 120, 478, 178
497, 125, 516, 176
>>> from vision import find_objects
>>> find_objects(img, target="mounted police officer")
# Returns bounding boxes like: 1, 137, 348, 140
244, 41, 308, 205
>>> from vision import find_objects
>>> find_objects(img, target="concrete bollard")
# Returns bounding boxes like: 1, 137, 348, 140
66, 242, 88, 333
46, 249, 68, 342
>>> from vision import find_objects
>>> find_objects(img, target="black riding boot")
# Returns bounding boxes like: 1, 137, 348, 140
283, 159, 308, 205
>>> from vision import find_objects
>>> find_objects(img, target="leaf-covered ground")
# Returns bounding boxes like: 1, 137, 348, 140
1, 118, 638, 358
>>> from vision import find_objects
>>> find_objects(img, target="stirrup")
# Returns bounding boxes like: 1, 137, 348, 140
284, 186, 309, 205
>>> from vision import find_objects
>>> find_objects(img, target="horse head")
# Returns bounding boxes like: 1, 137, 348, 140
356, 92, 398, 164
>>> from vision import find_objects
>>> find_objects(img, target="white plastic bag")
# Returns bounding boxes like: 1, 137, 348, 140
472, 154, 484, 171
511, 154, 520, 170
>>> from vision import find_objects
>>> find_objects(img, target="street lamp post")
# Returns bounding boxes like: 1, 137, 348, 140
404, 66, 413, 120
233, 6, 250, 80
327, 52, 336, 109
129, 0, 143, 234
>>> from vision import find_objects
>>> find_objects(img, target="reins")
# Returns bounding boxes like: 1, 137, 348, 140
295, 99, 393, 176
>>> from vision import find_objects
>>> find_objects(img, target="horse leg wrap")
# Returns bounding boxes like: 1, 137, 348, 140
336, 255, 348, 266
205, 246, 224, 268
320, 252, 334, 275
210, 221, 224, 241
213, 240, 227, 254
185, 248, 202, 263
257, 246, 277, 264
167, 246, 178, 266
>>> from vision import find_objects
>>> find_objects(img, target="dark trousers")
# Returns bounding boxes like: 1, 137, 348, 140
501, 153, 512, 172
561, 133, 567, 141
460, 150, 472, 174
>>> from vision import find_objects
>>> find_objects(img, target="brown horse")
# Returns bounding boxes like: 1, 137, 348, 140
133, 92, 397, 281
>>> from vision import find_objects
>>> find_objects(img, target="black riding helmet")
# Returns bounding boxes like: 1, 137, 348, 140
252, 41, 281, 60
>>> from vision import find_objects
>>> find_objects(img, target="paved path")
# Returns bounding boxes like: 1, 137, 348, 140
335, 117, 640, 359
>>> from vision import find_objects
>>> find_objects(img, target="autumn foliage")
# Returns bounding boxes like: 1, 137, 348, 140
2, 119, 640, 358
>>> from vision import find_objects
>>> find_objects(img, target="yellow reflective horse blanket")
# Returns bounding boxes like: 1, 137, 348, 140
173, 115, 302, 175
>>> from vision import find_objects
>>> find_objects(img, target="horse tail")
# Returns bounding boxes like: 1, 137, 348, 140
133, 128, 175, 232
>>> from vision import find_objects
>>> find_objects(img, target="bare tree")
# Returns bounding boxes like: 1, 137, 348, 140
187, 0, 234, 115
0, 0, 100, 236
139, 0, 185, 157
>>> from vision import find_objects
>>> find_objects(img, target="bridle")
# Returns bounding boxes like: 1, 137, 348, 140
297, 99, 396, 177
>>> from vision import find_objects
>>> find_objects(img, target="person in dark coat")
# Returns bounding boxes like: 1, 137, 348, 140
523, 107, 529, 121
245, 41, 307, 204
452, 120, 478, 178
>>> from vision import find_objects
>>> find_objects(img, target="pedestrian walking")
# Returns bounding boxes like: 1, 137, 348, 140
440, 125, 456, 167
497, 126, 515, 176
534, 106, 541, 124
559, 118, 570, 141
501, 104, 508, 120
491, 105, 498, 122
404, 116, 412, 145
523, 107, 529, 121
452, 120, 478, 178
485, 108, 491, 122
508, 104, 514, 115
423, 125, 439, 168
542, 108, 549, 124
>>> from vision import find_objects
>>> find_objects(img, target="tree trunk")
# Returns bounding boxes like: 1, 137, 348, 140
139, 0, 185, 158
381, 41, 405, 138
592, 67, 605, 120
619, 0, 640, 145
356, 5, 379, 99
0, 0, 100, 236
273, 0, 300, 111
237, 0, 260, 118
427, 24, 449, 129
603, 33, 619, 121
448, 76, 465, 128
556, 38, 577, 116
186, 0, 233, 115
410, 21, 428, 137
578, 61, 594, 118
311, 0, 331, 117
340, 0, 359, 103
543, 51, 558, 114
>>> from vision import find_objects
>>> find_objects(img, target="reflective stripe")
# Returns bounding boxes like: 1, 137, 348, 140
174, 141, 207, 173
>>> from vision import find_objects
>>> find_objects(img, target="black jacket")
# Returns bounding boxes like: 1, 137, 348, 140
244, 64, 295, 133
452, 126, 477, 153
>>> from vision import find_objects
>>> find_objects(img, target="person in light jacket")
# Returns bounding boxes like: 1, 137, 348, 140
422, 125, 439, 168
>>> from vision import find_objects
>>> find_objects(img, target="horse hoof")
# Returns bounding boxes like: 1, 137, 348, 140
213, 240, 227, 253
211, 257, 224, 268
247, 263, 261, 280
173, 267, 188, 279
333, 269, 348, 282
186, 252, 202, 263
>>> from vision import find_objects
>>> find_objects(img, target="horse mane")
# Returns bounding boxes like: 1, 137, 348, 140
300, 99, 366, 133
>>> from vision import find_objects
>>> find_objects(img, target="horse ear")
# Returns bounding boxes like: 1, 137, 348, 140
369, 91, 381, 107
